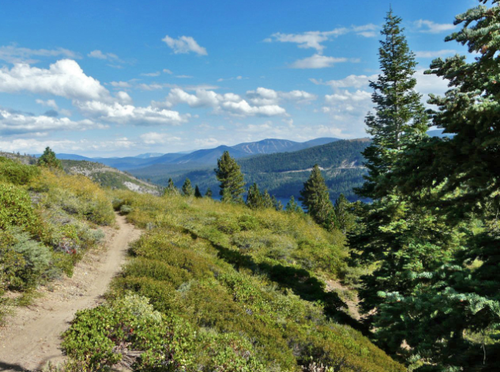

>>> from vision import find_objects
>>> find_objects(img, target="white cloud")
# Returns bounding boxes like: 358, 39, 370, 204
74, 100, 188, 126
266, 24, 377, 52
415, 49, 457, 58
116, 91, 133, 104
141, 72, 161, 77
290, 54, 348, 69
0, 137, 138, 155
0, 45, 79, 64
155, 87, 289, 117
88, 50, 122, 62
110, 81, 131, 88
35, 99, 58, 109
140, 132, 181, 145
246, 87, 316, 105
162, 35, 207, 55
217, 75, 245, 82
0, 59, 110, 101
415, 20, 456, 34
415, 68, 449, 98
0, 109, 104, 135
163, 69, 173, 74
176, 75, 193, 79
310, 74, 377, 89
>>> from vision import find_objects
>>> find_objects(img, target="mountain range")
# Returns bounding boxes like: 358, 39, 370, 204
53, 137, 340, 171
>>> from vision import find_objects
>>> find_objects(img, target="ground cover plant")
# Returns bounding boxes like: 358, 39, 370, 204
0, 155, 114, 320
62, 190, 404, 371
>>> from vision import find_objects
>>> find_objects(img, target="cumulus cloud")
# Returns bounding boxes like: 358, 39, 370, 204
415, 49, 457, 58
246, 87, 316, 106
290, 54, 348, 69
155, 87, 294, 117
162, 35, 207, 55
140, 132, 181, 145
265, 24, 377, 52
0, 109, 104, 135
310, 74, 377, 89
0, 59, 110, 101
415, 20, 455, 34
74, 100, 188, 126
35, 99, 58, 109
88, 50, 122, 62
0, 45, 79, 64
415, 68, 449, 98
110, 81, 131, 88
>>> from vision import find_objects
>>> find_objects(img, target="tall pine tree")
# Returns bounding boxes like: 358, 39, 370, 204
215, 151, 245, 203
299, 165, 332, 226
357, 9, 428, 199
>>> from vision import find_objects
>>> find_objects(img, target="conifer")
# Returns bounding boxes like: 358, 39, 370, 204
182, 178, 194, 196
37, 147, 62, 170
205, 187, 213, 198
357, 9, 428, 199
214, 151, 245, 203
299, 165, 332, 226
194, 185, 202, 198
246, 183, 263, 209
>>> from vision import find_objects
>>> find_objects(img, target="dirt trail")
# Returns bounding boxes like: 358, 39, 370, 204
0, 215, 141, 372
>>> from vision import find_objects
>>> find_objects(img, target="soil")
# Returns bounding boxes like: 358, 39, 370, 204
0, 214, 141, 372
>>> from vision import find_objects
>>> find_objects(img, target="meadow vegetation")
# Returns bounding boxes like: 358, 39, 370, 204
0, 156, 114, 320
61, 190, 404, 371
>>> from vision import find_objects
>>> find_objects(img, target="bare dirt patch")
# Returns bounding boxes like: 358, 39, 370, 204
0, 215, 141, 372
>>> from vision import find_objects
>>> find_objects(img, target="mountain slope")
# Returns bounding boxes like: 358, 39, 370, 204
131, 139, 369, 201
62, 160, 162, 195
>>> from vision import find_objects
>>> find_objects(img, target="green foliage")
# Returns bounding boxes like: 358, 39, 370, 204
164, 177, 179, 196
37, 147, 62, 170
182, 177, 194, 196
356, 9, 428, 200
215, 151, 245, 203
246, 183, 264, 209
194, 185, 202, 198
64, 190, 404, 371
205, 187, 212, 198
300, 165, 333, 227
285, 195, 303, 214
0, 184, 39, 231
0, 156, 41, 185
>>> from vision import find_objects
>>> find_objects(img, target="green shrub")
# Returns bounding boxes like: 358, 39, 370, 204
0, 157, 40, 185
0, 184, 39, 231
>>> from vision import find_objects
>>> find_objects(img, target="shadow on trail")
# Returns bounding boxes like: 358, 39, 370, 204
0, 361, 28, 371
183, 227, 368, 335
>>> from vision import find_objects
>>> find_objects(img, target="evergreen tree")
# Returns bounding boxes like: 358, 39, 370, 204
375, 2, 500, 369
182, 178, 194, 196
356, 9, 428, 199
194, 185, 202, 198
37, 147, 62, 169
272, 195, 283, 212
205, 187, 213, 198
214, 151, 245, 203
299, 165, 332, 226
164, 178, 179, 196
261, 190, 273, 209
285, 196, 303, 214
333, 194, 355, 234
246, 183, 264, 209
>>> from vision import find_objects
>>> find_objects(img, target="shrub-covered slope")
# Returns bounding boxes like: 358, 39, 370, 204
62, 191, 404, 371
62, 159, 162, 195
0, 156, 114, 318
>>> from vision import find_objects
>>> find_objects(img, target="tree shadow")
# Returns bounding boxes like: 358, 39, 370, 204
183, 227, 368, 335
0, 361, 28, 371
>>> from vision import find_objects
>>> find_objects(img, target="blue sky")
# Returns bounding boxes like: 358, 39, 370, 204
0, 0, 476, 156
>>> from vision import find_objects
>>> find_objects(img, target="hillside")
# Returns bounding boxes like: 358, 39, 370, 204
131, 138, 370, 201
60, 191, 404, 371
61, 160, 162, 196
